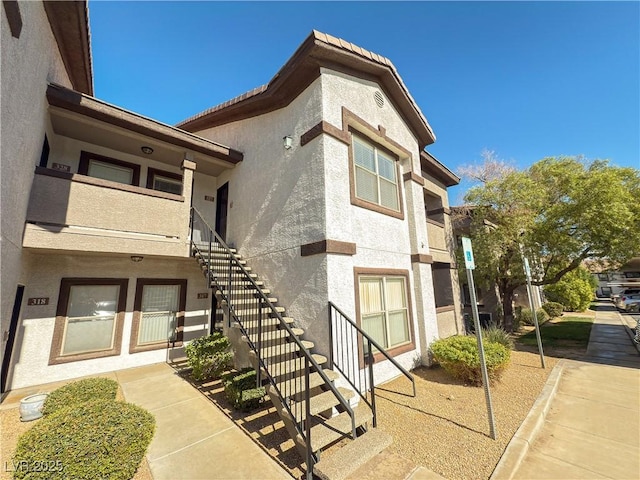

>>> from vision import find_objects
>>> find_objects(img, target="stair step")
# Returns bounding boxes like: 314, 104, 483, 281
241, 328, 304, 344
276, 369, 339, 397
291, 387, 355, 420
227, 297, 277, 306
232, 306, 285, 316
302, 403, 373, 453
222, 288, 271, 297
260, 340, 314, 359
210, 264, 252, 273
257, 353, 328, 377
220, 279, 264, 287
313, 429, 392, 480
236, 317, 294, 331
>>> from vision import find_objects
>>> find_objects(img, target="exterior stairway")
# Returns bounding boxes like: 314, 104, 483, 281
190, 208, 400, 480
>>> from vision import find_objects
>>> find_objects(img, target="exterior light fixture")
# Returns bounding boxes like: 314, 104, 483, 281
130, 255, 144, 262
141, 146, 154, 154
283, 136, 293, 150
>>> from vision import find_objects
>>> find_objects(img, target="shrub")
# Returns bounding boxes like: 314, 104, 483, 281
185, 332, 233, 381
14, 400, 154, 480
42, 377, 118, 416
482, 325, 514, 350
542, 301, 564, 318
430, 335, 511, 385
515, 307, 549, 326
222, 368, 265, 411
544, 266, 598, 311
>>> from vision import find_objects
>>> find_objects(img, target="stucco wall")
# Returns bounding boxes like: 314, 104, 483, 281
193, 78, 330, 342
1, 1, 73, 387
320, 71, 439, 380
9, 254, 210, 389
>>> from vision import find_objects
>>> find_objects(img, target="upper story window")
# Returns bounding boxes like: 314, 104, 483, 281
352, 135, 400, 213
147, 168, 182, 195
79, 151, 141, 186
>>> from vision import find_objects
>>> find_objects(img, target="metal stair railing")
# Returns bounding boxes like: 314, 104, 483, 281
190, 208, 356, 479
328, 301, 416, 427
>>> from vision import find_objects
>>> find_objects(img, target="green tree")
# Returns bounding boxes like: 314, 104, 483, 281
544, 265, 598, 311
458, 156, 639, 331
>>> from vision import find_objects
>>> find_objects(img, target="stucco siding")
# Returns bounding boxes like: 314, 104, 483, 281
1, 1, 74, 386
9, 254, 210, 389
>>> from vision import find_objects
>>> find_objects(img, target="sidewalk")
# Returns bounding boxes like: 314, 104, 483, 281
504, 301, 640, 479
117, 362, 292, 480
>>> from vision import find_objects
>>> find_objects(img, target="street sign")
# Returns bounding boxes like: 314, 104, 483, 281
461, 237, 475, 270
523, 257, 531, 279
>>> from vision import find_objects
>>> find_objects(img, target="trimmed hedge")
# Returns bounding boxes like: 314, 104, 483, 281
42, 377, 118, 416
515, 307, 550, 327
222, 368, 265, 411
14, 400, 154, 480
430, 335, 511, 385
185, 332, 233, 381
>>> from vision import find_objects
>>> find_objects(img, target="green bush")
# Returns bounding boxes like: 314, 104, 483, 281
222, 368, 265, 411
42, 377, 118, 416
482, 325, 514, 350
542, 301, 564, 318
14, 400, 154, 480
430, 335, 511, 385
185, 332, 233, 381
544, 266, 598, 311
515, 307, 549, 326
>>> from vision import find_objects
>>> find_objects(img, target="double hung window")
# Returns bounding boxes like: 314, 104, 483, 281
358, 274, 411, 352
352, 136, 400, 212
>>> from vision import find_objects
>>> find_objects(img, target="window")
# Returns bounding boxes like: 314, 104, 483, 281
356, 270, 413, 357
79, 151, 140, 186
597, 273, 609, 281
352, 135, 400, 213
50, 279, 127, 364
130, 279, 186, 353
432, 263, 455, 308
146, 168, 182, 195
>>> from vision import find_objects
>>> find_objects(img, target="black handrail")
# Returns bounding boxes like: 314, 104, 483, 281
328, 301, 416, 426
190, 208, 357, 479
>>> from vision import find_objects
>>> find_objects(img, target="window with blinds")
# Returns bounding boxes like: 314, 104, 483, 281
353, 136, 400, 212
359, 275, 410, 351
137, 284, 180, 345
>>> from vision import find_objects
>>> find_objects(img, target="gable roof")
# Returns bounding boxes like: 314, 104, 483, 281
177, 30, 436, 149
44, 1, 93, 96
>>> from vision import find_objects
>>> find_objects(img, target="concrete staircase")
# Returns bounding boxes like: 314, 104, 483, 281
190, 212, 391, 479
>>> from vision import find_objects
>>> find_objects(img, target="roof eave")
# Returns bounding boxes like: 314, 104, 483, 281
178, 31, 437, 149
46, 83, 243, 163
44, 1, 94, 96
420, 151, 460, 187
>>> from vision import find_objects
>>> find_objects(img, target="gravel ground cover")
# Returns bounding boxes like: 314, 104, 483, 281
376, 349, 558, 480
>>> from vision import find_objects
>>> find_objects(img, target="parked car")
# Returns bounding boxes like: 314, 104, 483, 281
612, 288, 640, 306
616, 293, 640, 312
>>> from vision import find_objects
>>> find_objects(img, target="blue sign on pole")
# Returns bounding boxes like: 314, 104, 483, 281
461, 237, 475, 270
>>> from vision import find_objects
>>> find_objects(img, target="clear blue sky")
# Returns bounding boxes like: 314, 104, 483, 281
89, 1, 639, 202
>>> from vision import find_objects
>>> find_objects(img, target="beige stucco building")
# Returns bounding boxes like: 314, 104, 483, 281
1, 2, 462, 394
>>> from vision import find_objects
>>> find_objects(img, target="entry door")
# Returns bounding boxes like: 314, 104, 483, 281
1, 285, 24, 394
215, 182, 229, 242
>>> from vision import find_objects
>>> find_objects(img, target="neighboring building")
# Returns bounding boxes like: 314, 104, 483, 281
2, 2, 462, 394
588, 257, 640, 298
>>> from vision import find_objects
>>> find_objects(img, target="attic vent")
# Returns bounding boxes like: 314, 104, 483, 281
374, 90, 384, 108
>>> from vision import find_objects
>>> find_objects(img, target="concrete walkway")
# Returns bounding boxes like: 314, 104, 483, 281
118, 362, 292, 480
506, 302, 640, 479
